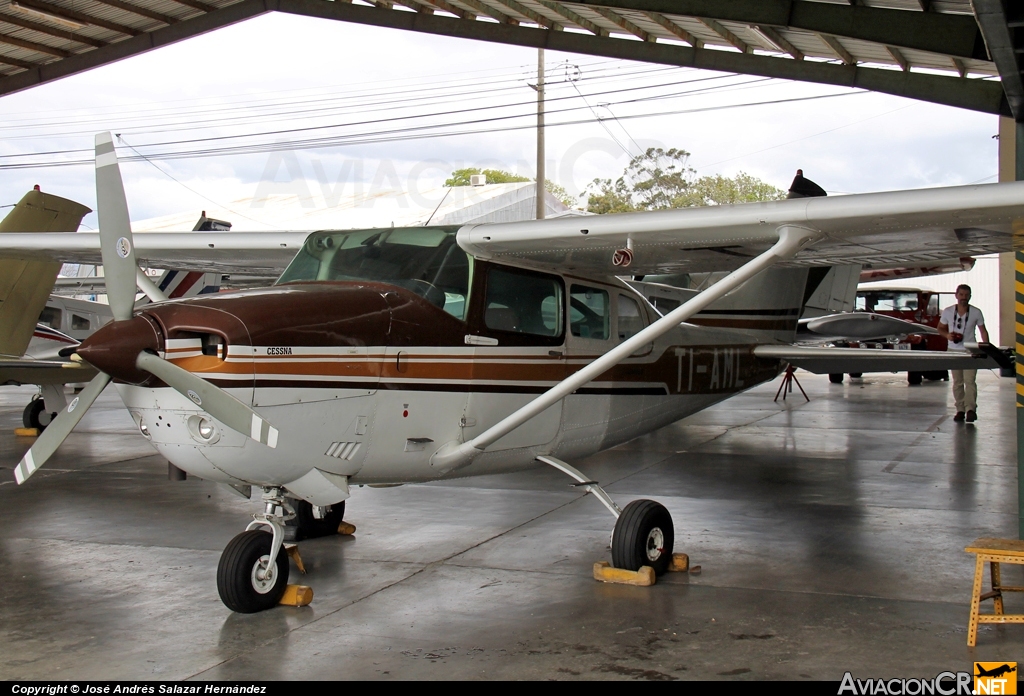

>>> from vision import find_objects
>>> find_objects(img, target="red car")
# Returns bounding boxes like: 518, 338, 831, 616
830, 287, 953, 385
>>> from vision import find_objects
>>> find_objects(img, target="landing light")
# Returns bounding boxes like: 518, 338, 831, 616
199, 419, 215, 440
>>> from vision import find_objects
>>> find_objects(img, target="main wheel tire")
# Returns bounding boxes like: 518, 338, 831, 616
217, 530, 289, 613
828, 373, 844, 384
849, 372, 863, 379
611, 499, 674, 575
908, 372, 923, 385
294, 500, 346, 540
22, 399, 55, 430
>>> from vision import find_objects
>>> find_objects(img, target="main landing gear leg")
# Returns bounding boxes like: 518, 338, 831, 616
217, 487, 293, 613
536, 455, 675, 576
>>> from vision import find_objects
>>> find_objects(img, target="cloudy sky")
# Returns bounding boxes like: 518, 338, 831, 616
0, 11, 1001, 232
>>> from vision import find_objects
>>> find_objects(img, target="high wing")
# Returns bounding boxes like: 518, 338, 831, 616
456, 181, 1024, 275
0, 231, 309, 275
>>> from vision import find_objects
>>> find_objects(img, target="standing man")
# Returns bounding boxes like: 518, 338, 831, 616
937, 284, 990, 422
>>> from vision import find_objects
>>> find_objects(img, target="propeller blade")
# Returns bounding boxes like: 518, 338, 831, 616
135, 352, 278, 448
95, 132, 139, 322
14, 372, 112, 484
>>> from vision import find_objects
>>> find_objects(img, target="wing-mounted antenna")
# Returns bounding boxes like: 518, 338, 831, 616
786, 169, 827, 199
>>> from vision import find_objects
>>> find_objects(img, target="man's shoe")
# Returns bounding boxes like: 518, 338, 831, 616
954, 411, 966, 422
966, 410, 977, 422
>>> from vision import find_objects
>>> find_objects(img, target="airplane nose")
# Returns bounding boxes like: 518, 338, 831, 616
77, 314, 162, 385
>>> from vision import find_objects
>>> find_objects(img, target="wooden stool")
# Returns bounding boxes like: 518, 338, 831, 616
965, 538, 1024, 646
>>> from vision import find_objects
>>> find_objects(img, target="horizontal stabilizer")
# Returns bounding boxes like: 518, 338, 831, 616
799, 312, 937, 341
754, 343, 1011, 375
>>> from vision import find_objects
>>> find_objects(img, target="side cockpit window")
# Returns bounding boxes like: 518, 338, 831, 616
484, 267, 563, 338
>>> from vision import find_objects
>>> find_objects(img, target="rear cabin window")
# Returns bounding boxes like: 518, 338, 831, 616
38, 306, 61, 330
71, 314, 91, 331
570, 285, 609, 340
484, 267, 563, 338
618, 295, 646, 340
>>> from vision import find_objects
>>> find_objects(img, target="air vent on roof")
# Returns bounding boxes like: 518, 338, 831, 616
470, 174, 487, 186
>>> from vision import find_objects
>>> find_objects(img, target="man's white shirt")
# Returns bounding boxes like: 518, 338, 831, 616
939, 304, 985, 351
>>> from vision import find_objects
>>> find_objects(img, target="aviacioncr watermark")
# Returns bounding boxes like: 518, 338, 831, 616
248, 137, 663, 210
838, 672, 973, 696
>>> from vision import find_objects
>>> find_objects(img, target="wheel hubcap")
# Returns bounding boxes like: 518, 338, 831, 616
250, 555, 277, 594
645, 527, 665, 562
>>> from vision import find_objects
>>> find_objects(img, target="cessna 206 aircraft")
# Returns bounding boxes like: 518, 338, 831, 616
6, 132, 1019, 613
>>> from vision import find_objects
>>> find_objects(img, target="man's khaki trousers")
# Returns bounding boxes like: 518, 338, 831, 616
951, 369, 978, 412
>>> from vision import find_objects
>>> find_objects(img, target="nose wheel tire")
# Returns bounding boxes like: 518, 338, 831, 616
611, 499, 674, 575
293, 500, 346, 540
217, 530, 289, 613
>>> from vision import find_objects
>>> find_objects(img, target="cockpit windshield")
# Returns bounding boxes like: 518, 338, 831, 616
276, 227, 471, 320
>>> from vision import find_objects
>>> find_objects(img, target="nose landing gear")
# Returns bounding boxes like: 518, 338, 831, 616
217, 488, 292, 613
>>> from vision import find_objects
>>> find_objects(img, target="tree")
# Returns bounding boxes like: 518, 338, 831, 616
677, 172, 786, 207
585, 148, 785, 213
444, 168, 577, 207
444, 168, 530, 186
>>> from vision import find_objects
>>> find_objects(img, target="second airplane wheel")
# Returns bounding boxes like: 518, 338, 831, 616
294, 500, 346, 540
217, 530, 289, 613
828, 373, 844, 384
22, 399, 56, 430
611, 499, 674, 575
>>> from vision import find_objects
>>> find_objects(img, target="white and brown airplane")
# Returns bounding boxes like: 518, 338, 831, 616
4, 132, 1017, 613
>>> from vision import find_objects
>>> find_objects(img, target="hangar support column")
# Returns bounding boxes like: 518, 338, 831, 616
1001, 116, 1024, 538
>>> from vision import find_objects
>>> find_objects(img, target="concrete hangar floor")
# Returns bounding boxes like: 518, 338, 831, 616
0, 370, 1019, 681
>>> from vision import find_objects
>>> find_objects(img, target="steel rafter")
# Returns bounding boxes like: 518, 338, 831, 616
0, 30, 71, 56
15, 0, 142, 36
642, 11, 700, 47
0, 11, 107, 47
562, 0, 986, 60
490, 0, 562, 29
972, 0, 1024, 120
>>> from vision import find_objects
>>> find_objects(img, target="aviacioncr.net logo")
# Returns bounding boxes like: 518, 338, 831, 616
839, 672, 973, 695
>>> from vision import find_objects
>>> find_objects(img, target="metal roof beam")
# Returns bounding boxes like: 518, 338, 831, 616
642, 11, 700, 47
589, 6, 650, 41
752, 24, 802, 59
419, 0, 475, 19
458, 0, 518, 25
165, 0, 217, 12
534, 0, 607, 36
697, 17, 748, 53
972, 0, 1024, 120
886, 45, 908, 71
0, 30, 71, 56
89, 0, 180, 25
489, 0, 562, 29
14, 0, 142, 36
0, 11, 106, 47
0, 52, 38, 69
562, 0, 987, 60
817, 32, 854, 65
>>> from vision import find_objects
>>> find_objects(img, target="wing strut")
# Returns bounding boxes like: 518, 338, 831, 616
430, 224, 822, 473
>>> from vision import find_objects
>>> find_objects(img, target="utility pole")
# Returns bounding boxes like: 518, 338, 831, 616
536, 47, 545, 220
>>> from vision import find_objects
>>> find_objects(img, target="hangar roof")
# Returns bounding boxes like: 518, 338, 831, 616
0, 0, 1021, 118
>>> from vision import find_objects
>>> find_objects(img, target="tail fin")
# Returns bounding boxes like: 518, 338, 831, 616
134, 269, 221, 308
0, 190, 91, 358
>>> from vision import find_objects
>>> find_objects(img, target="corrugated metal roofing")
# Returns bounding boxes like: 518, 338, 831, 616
0, 0, 1008, 113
